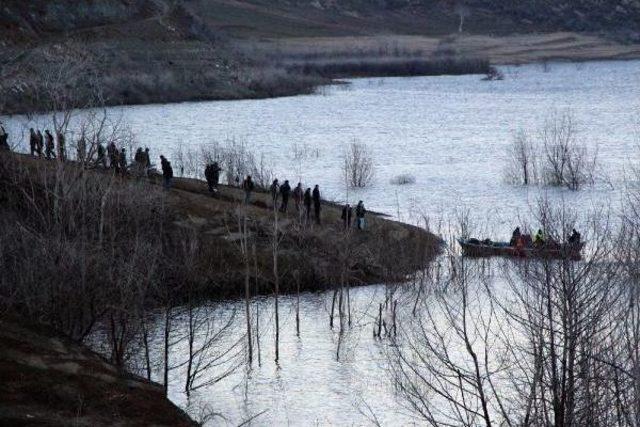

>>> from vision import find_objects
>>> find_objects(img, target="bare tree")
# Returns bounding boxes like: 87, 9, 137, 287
343, 140, 374, 188
504, 112, 598, 191
505, 129, 537, 185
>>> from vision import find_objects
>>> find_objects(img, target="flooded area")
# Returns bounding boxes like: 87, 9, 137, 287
4, 59, 640, 425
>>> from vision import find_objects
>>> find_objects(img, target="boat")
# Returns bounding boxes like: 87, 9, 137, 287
458, 238, 585, 260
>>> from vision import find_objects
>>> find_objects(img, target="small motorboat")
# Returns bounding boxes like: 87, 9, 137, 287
458, 238, 585, 260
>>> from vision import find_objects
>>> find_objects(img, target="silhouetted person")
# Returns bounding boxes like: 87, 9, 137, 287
568, 229, 581, 245
35, 130, 44, 156
270, 179, 279, 207
29, 128, 37, 156
44, 130, 55, 159
107, 142, 117, 168
97, 143, 107, 168
510, 227, 521, 246
143, 148, 151, 172
341, 204, 352, 230
204, 163, 221, 193
119, 148, 127, 175
293, 182, 303, 212
211, 162, 221, 187
56, 131, 65, 161
0, 125, 8, 151
303, 188, 312, 222
77, 133, 87, 163
312, 185, 321, 224
280, 180, 291, 213
355, 201, 366, 230
160, 155, 173, 190
242, 175, 255, 204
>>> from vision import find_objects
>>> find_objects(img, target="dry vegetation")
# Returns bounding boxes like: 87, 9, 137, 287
505, 112, 598, 191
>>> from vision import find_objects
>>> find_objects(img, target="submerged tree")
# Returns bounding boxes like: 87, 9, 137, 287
343, 140, 375, 189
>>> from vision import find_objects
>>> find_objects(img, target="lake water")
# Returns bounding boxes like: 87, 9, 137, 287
4, 60, 640, 425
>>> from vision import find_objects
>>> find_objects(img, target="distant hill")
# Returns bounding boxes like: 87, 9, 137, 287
1, 0, 639, 114
184, 0, 640, 39
2, 0, 639, 43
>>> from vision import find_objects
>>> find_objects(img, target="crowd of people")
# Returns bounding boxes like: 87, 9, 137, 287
5, 125, 369, 230
202, 161, 368, 230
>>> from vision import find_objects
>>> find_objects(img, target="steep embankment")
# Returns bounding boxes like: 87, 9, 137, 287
0, 318, 196, 426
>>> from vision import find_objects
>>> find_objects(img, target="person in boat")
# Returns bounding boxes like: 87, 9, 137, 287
568, 229, 581, 245
510, 227, 521, 246
534, 229, 545, 246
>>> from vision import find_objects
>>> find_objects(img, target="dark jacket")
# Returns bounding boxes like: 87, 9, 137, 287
303, 189, 312, 207
162, 159, 173, 178
280, 181, 291, 197
243, 178, 254, 192
205, 164, 214, 181
312, 187, 320, 205
342, 205, 352, 221
356, 203, 366, 218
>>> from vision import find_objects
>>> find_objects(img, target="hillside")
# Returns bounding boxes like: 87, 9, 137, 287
187, 0, 640, 39
1, 0, 640, 115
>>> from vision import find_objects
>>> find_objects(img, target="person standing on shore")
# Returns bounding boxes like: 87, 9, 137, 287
29, 128, 37, 156
160, 155, 173, 190
107, 142, 116, 168
0, 124, 9, 151
355, 201, 366, 230
35, 130, 44, 157
312, 185, 321, 225
56, 131, 66, 161
77, 132, 87, 163
243, 175, 255, 204
303, 188, 312, 222
97, 142, 107, 168
119, 148, 127, 175
44, 130, 55, 159
293, 182, 303, 212
270, 179, 279, 208
279, 180, 291, 213
143, 147, 151, 173
341, 204, 352, 230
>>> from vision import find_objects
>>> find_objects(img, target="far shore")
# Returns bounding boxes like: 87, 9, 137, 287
3, 31, 639, 117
